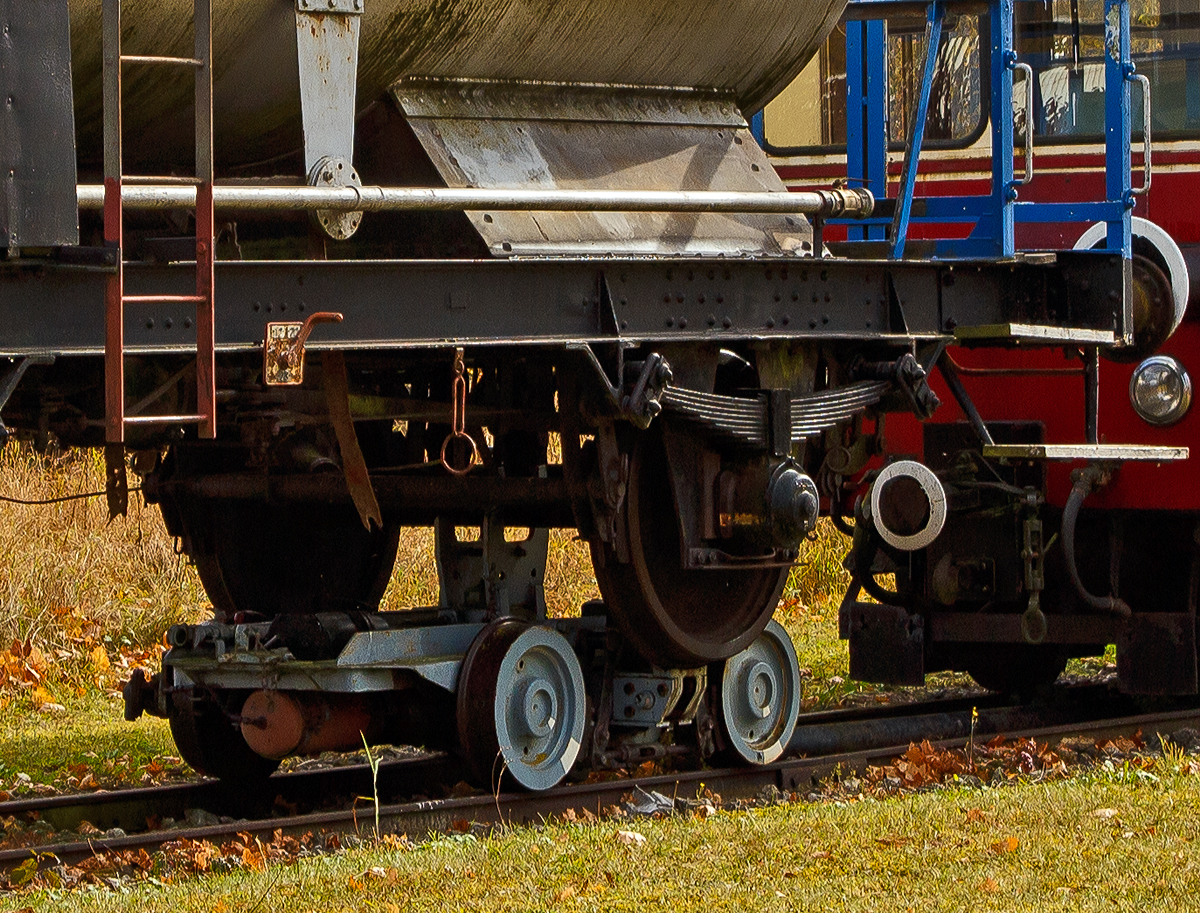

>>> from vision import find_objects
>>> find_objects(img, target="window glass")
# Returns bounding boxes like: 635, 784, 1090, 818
1015, 0, 1200, 138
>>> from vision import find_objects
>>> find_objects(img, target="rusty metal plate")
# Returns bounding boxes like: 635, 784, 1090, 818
398, 83, 813, 258
264, 322, 307, 385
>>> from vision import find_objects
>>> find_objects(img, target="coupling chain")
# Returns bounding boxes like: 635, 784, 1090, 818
440, 347, 479, 475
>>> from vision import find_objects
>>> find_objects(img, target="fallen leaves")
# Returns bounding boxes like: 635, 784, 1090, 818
990, 836, 1020, 855
863, 737, 1069, 794
614, 830, 646, 847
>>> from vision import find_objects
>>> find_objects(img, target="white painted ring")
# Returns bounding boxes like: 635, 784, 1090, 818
869, 460, 947, 552
1074, 217, 1190, 335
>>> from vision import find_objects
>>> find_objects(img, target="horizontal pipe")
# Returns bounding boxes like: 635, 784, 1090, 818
77, 184, 874, 218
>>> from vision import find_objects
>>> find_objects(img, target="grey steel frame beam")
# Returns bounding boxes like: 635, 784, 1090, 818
0, 253, 1126, 357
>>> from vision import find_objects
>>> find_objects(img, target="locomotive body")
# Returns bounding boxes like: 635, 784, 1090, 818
770, 0, 1199, 696
0, 0, 1166, 788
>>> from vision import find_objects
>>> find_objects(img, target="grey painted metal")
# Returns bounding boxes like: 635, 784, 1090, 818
75, 183, 873, 217
166, 617, 603, 696
397, 83, 816, 257
0, 253, 1128, 358
65, 0, 847, 169
295, 6, 361, 176
610, 670, 706, 728
717, 620, 801, 765
0, 0, 78, 248
488, 625, 586, 791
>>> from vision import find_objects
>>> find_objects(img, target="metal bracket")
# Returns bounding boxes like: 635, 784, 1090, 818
297, 0, 362, 11
620, 354, 673, 430
611, 669, 706, 728
264, 311, 343, 385
295, 1, 362, 236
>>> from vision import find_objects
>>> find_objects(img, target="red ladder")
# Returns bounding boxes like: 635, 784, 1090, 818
102, 0, 216, 466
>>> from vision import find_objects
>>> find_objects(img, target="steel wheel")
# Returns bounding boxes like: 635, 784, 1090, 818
168, 689, 281, 783
592, 430, 789, 667
180, 499, 400, 620
714, 620, 801, 764
457, 620, 587, 791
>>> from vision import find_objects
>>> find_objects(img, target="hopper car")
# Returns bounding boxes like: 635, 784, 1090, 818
0, 0, 1172, 788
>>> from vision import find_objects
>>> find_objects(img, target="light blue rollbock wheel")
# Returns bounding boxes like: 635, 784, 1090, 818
716, 620, 801, 765
458, 621, 586, 791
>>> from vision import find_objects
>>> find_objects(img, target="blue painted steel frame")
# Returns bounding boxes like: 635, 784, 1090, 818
833, 0, 1135, 261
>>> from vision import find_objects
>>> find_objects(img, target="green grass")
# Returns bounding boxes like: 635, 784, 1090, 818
9, 767, 1200, 911
0, 691, 182, 791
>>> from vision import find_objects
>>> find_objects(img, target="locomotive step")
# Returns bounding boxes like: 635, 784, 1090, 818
982, 443, 1189, 462
954, 324, 1116, 346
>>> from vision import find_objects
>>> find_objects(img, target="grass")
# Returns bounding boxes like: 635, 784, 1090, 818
3, 447, 1197, 909
0, 445, 855, 788
8, 767, 1200, 911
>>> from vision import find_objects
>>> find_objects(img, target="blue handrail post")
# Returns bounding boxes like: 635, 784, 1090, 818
889, 1, 945, 259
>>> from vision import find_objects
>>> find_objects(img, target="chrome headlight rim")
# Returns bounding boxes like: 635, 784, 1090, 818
1129, 354, 1193, 427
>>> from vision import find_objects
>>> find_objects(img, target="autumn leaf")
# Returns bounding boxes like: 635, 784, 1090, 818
965, 808, 985, 823
979, 877, 1000, 893
615, 830, 646, 847
990, 836, 1019, 854
88, 645, 110, 673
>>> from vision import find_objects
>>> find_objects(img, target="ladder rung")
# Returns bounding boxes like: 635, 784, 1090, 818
123, 294, 208, 304
123, 176, 204, 186
121, 55, 204, 68
124, 414, 208, 427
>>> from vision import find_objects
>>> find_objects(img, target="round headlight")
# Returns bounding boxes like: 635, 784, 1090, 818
1129, 355, 1192, 426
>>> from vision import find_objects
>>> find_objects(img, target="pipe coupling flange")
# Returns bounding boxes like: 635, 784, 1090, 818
308, 155, 363, 240
868, 460, 947, 551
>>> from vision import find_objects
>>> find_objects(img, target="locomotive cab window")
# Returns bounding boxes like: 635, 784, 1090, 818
761, 14, 983, 153
1015, 0, 1200, 140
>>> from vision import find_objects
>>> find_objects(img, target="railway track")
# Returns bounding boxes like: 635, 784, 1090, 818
4, 684, 1198, 874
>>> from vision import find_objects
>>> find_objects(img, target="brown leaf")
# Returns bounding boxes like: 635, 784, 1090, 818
554, 886, 577, 903
450, 818, 471, 833
965, 808, 985, 824
990, 836, 1019, 854
979, 877, 1000, 893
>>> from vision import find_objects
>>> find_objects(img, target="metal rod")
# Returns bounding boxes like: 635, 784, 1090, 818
76, 184, 874, 217
120, 55, 204, 67
1085, 346, 1100, 444
937, 350, 994, 447
124, 414, 207, 426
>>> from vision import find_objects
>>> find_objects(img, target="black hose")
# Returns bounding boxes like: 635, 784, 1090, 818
1061, 466, 1131, 618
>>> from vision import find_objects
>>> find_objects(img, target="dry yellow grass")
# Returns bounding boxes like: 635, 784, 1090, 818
0, 445, 209, 656
1, 444, 847, 700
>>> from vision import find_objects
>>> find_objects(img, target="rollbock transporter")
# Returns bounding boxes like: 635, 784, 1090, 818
0, 0, 1174, 788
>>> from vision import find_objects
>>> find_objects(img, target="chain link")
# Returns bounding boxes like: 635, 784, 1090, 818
440, 347, 479, 475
